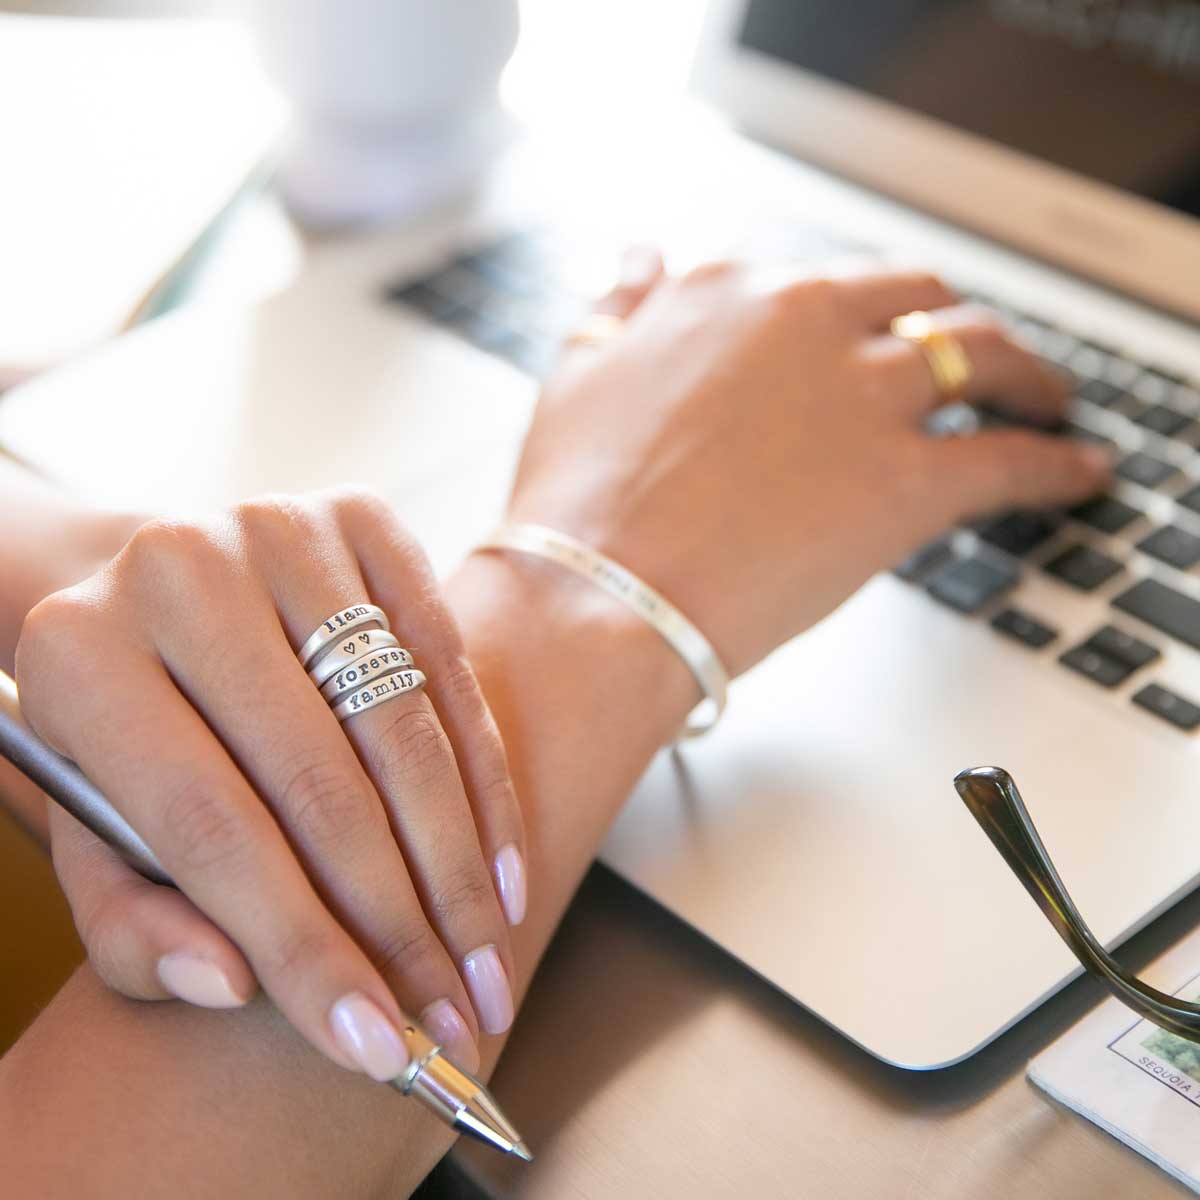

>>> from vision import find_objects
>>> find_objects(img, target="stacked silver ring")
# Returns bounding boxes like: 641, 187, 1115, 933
300, 603, 426, 722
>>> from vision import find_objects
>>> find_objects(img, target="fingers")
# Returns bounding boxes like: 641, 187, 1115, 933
872, 304, 1072, 424
344, 694, 516, 1039
837, 267, 959, 330
925, 428, 1111, 525
49, 803, 255, 1007
318, 496, 519, 1037
157, 524, 490, 1071
19, 629, 415, 1084
593, 244, 664, 318
240, 495, 516, 1049
339, 493, 526, 929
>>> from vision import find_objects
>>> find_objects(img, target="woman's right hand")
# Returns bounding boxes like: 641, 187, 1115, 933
16, 490, 526, 1078
507, 251, 1112, 680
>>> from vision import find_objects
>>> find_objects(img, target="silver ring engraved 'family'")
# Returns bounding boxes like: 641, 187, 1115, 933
308, 629, 401, 687
319, 646, 416, 701
331, 668, 427, 723
298, 603, 391, 670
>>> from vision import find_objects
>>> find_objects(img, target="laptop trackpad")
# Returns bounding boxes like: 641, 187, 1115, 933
601, 573, 1200, 1069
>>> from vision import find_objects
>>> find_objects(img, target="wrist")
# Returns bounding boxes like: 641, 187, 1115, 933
448, 549, 698, 759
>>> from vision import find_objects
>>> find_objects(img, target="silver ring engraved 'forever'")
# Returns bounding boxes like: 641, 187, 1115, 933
319, 646, 416, 701
331, 669, 427, 723
298, 603, 391, 670
308, 629, 401, 688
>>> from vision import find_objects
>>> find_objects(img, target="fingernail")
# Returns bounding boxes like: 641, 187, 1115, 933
156, 953, 245, 1009
618, 244, 660, 289
329, 992, 410, 1082
1081, 444, 1115, 473
463, 945, 514, 1036
493, 843, 527, 927
421, 998, 480, 1074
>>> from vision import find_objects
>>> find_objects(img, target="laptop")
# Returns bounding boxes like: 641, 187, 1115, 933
4, 0, 1200, 1070
389, 0, 1200, 1069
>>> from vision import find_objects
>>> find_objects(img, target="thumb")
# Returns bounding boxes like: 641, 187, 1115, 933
50, 804, 257, 1008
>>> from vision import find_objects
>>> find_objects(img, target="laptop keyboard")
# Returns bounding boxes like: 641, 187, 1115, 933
384, 224, 864, 378
384, 226, 1200, 733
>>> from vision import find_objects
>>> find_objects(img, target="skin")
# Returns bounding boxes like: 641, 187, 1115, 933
19, 492, 527, 1075
0, 255, 1110, 1195
0, 454, 144, 844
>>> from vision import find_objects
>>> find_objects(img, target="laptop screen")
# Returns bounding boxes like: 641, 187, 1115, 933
738, 0, 1200, 217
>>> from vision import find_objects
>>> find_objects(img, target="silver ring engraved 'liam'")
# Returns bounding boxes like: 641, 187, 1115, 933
298, 603, 391, 670
331, 668, 427, 723
320, 646, 416, 701
308, 629, 402, 687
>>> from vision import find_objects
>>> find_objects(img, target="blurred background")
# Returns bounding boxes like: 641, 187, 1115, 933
0, 0, 707, 388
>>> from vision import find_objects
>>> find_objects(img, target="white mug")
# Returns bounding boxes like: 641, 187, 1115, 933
246, 0, 521, 226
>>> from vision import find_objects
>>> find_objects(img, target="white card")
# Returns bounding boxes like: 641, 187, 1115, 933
1029, 924, 1200, 1194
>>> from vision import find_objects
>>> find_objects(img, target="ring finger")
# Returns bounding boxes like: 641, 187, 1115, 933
871, 304, 1071, 424
161, 542, 486, 1069
244, 502, 517, 1041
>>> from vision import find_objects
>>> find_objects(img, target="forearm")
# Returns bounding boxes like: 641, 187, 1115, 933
0, 551, 695, 1197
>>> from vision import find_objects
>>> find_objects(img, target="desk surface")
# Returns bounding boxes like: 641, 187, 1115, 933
453, 866, 1196, 1199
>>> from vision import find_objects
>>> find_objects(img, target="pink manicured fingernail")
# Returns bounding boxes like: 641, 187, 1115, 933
618, 244, 660, 289
463, 945, 514, 1036
421, 998, 480, 1074
156, 953, 245, 1008
493, 844, 527, 927
1081, 444, 1115, 472
329, 992, 410, 1082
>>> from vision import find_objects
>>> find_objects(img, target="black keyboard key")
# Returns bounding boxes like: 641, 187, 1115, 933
1116, 452, 1178, 489
386, 280, 471, 322
990, 608, 1057, 649
1175, 384, 1200, 415
1113, 578, 1200, 651
448, 310, 521, 354
1065, 424, 1119, 453
1084, 625, 1160, 670
1176, 484, 1200, 516
1044, 544, 1124, 592
975, 511, 1059, 557
977, 404, 1065, 435
1134, 405, 1194, 439
1069, 494, 1141, 534
1077, 378, 1125, 407
893, 537, 954, 582
1059, 645, 1134, 688
1138, 525, 1200, 570
926, 557, 1018, 614
1133, 684, 1200, 731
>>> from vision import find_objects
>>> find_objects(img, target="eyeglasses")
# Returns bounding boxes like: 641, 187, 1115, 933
955, 765, 1200, 1042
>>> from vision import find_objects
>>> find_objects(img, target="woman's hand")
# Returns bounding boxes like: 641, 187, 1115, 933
508, 252, 1110, 677
15, 490, 526, 1076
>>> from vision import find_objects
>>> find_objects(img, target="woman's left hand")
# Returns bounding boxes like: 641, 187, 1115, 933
17, 489, 525, 1077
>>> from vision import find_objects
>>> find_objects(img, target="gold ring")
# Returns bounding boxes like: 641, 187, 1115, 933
564, 312, 625, 349
889, 310, 972, 404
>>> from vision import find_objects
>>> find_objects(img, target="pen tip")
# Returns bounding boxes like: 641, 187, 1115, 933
512, 1140, 534, 1163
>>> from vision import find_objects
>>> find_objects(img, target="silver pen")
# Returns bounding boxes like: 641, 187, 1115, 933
0, 668, 532, 1162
